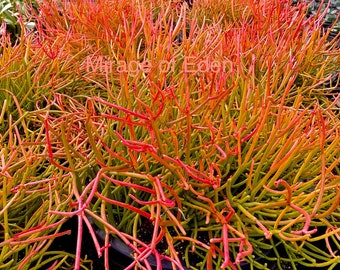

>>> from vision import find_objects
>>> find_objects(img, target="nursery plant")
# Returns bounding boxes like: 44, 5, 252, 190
0, 0, 37, 44
307, 0, 340, 32
0, 0, 339, 270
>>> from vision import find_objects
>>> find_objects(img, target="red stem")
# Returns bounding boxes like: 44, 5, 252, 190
93, 97, 149, 120
96, 192, 151, 219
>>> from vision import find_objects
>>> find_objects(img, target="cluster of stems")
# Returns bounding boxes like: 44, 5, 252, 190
0, 0, 339, 269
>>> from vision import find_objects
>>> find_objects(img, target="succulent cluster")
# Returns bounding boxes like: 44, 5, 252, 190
0, 1, 339, 270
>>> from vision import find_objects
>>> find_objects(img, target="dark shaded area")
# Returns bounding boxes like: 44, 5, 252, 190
45, 217, 333, 270
45, 216, 132, 269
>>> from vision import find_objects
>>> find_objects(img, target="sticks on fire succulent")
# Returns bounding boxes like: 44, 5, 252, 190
0, 0, 339, 270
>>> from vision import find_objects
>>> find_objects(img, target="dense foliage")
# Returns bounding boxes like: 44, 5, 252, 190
1, 1, 339, 269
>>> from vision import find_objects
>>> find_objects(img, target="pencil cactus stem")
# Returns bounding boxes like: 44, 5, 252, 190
74, 213, 83, 270
312, 108, 327, 217
236, 203, 272, 239
221, 224, 230, 268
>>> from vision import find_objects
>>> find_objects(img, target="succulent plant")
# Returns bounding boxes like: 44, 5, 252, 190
0, 1, 339, 270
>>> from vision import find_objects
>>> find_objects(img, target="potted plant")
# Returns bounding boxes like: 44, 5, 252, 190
0, 0, 339, 269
